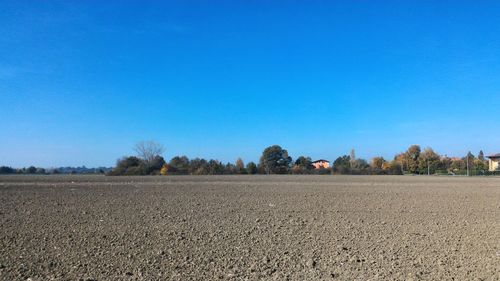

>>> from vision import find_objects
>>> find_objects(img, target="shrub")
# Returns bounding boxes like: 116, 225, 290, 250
107, 156, 146, 176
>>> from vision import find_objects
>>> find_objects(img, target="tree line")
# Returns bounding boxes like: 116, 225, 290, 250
332, 146, 492, 176
105, 142, 497, 176
0, 166, 112, 175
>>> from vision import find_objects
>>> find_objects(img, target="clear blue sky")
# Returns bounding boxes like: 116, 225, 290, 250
1, 1, 499, 167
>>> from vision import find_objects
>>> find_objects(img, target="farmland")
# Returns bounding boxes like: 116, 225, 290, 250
1, 175, 499, 280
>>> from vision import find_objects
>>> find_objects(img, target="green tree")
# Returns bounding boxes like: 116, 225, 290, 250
418, 147, 440, 174
351, 159, 369, 174
108, 156, 145, 175
475, 150, 488, 174
259, 145, 292, 174
333, 155, 351, 174
207, 160, 224, 175
473, 158, 488, 174
169, 156, 190, 175
478, 150, 485, 162
36, 168, 46, 174
189, 158, 208, 175
465, 151, 475, 161
0, 166, 15, 174
439, 156, 452, 172
293, 156, 313, 174
224, 162, 237, 174
246, 162, 258, 174
27, 166, 37, 174
450, 158, 466, 173
119, 156, 142, 168
463, 151, 476, 176
295, 156, 313, 168
146, 155, 166, 174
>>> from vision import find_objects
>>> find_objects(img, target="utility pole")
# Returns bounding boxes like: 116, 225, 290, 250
466, 154, 469, 177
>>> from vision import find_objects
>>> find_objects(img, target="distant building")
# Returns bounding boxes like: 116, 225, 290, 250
312, 159, 330, 169
486, 153, 500, 171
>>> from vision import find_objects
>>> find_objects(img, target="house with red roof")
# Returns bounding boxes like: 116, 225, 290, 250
312, 159, 330, 169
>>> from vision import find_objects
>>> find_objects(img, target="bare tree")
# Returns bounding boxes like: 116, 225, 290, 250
349, 148, 356, 168
134, 141, 165, 163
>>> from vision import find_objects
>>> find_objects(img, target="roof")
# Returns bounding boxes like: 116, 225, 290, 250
312, 159, 330, 163
486, 153, 500, 159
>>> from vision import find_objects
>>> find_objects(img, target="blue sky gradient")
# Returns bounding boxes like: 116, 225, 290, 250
1, 1, 500, 167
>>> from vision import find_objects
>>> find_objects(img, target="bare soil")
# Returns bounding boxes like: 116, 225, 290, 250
0, 175, 499, 280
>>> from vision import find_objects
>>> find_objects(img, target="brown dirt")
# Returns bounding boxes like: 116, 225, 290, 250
0, 175, 499, 280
